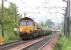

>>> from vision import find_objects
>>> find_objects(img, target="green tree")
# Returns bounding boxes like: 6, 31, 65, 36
0, 3, 21, 42
45, 19, 54, 28
41, 22, 45, 27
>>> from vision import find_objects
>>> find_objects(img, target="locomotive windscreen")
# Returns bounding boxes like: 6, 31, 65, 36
20, 20, 26, 26
20, 20, 33, 26
27, 20, 33, 25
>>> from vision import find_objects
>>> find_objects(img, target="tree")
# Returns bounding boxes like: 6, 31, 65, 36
41, 22, 45, 27
45, 19, 54, 28
0, 2, 21, 42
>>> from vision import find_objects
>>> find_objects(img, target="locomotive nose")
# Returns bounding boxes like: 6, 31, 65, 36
20, 26, 33, 33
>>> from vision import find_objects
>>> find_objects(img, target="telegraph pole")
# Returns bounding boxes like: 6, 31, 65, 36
2, 0, 4, 37
14, 5, 17, 34
14, 6, 16, 29
67, 0, 70, 37
63, 0, 70, 37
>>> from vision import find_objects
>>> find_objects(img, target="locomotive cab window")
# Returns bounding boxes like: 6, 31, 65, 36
20, 20, 27, 26
20, 20, 33, 26
27, 20, 33, 25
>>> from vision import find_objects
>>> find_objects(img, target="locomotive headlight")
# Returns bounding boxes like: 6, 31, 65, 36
20, 29, 22, 31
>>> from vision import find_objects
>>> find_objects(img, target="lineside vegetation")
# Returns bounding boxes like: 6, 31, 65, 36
0, 3, 21, 43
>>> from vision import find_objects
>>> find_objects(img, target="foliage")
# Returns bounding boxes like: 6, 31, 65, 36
45, 19, 54, 28
53, 35, 71, 50
60, 22, 64, 33
41, 22, 45, 27
0, 3, 21, 42
53, 15, 71, 50
40, 19, 54, 28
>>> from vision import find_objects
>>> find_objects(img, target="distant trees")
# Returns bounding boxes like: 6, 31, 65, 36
41, 22, 45, 27
45, 19, 54, 28
40, 19, 54, 28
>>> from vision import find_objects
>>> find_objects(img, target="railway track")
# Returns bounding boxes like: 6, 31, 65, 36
9, 36, 47, 50
0, 40, 27, 50
38, 33, 59, 50
21, 33, 58, 50
9, 34, 54, 50
0, 32, 58, 50
21, 35, 52, 50
0, 35, 48, 50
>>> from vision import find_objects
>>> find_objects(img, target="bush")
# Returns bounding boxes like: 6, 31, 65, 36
53, 34, 71, 50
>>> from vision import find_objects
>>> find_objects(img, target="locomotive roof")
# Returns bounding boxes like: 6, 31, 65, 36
20, 17, 33, 21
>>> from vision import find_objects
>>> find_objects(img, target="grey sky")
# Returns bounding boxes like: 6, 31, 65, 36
0, 0, 67, 23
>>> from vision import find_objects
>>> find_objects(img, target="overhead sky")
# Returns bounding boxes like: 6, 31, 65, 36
0, 0, 67, 24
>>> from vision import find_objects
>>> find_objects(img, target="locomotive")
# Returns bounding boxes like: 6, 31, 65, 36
19, 17, 52, 40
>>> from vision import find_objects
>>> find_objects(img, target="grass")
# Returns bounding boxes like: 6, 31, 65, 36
4, 31, 20, 43
0, 25, 20, 43
53, 34, 71, 50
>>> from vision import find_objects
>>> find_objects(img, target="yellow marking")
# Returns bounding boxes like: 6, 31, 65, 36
0, 36, 4, 45
19, 26, 33, 33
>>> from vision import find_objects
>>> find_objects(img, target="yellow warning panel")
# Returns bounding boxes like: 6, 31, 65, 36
0, 36, 4, 45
